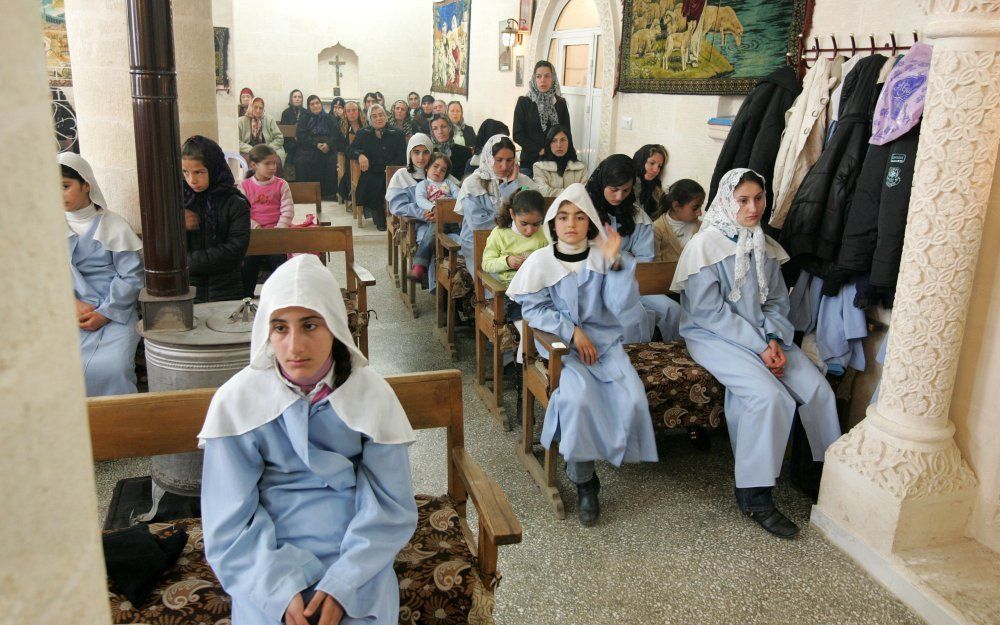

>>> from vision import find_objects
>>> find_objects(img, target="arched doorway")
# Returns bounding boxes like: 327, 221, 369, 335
317, 44, 359, 100
542, 0, 603, 170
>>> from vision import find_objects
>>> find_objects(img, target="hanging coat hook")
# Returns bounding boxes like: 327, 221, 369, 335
813, 35, 821, 56
913, 31, 919, 44
849, 33, 857, 56
868, 33, 876, 55
829, 34, 839, 59
890, 31, 898, 56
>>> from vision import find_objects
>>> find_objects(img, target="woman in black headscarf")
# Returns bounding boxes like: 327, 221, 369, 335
585, 154, 641, 241
513, 60, 571, 176
180, 135, 251, 303
279, 89, 305, 169
532, 124, 586, 196
295, 94, 338, 198
463, 119, 510, 176
632, 144, 669, 218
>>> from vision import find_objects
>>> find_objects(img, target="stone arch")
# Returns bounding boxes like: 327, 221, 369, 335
317, 44, 359, 99
530, 0, 620, 160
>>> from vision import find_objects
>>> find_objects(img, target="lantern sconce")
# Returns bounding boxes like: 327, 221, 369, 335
501, 18, 521, 48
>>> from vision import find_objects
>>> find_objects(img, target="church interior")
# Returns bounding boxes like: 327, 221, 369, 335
4, 1, 1000, 624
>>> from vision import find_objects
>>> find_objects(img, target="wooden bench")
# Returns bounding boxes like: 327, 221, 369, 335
384, 165, 403, 290
519, 260, 726, 519
247, 225, 376, 358
91, 370, 522, 624
288, 181, 321, 222
350, 158, 363, 228
277, 123, 296, 140
433, 199, 465, 359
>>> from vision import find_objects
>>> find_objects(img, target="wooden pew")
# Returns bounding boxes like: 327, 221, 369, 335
277, 124, 296, 140
247, 225, 375, 357
89, 369, 522, 616
384, 165, 403, 289
520, 260, 726, 519
350, 159, 362, 228
433, 199, 463, 358
288, 181, 321, 222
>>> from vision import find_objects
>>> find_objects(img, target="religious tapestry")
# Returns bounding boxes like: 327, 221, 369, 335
432, 0, 471, 96
41, 0, 71, 87
617, 0, 809, 95
214, 27, 230, 92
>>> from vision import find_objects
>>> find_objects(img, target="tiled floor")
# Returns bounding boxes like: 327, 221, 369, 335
94, 202, 924, 625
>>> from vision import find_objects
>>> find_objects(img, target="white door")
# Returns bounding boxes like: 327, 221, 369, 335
552, 30, 603, 171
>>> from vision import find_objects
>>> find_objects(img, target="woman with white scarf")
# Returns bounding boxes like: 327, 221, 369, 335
60, 153, 144, 397
513, 60, 571, 177
455, 134, 536, 271
672, 168, 840, 539
200, 255, 417, 625
507, 183, 657, 526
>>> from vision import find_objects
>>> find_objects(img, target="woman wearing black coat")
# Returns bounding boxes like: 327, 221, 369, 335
295, 94, 338, 198
513, 60, 571, 176
350, 104, 406, 231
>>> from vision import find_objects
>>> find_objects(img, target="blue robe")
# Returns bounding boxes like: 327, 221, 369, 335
679, 253, 842, 488
457, 177, 531, 271
202, 398, 417, 625
788, 270, 867, 375
69, 216, 143, 396
610, 213, 682, 342
511, 254, 658, 466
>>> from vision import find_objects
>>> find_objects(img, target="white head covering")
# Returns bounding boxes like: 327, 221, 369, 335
59, 152, 142, 252
387, 133, 434, 194
670, 169, 788, 302
455, 134, 508, 209
198, 255, 415, 446
506, 183, 607, 297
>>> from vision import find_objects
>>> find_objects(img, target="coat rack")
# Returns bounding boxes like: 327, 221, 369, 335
789, 31, 920, 81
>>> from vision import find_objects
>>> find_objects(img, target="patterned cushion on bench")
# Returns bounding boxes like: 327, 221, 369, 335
623, 341, 725, 431
106, 496, 497, 625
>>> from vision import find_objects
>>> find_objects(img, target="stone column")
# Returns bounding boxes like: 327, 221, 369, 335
65, 0, 218, 231
814, 0, 1000, 553
0, 3, 112, 624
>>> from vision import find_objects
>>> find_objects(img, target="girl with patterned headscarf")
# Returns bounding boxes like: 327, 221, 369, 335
672, 168, 841, 539
513, 60, 571, 176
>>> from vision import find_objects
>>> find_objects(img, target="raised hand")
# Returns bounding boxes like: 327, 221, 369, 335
595, 225, 622, 263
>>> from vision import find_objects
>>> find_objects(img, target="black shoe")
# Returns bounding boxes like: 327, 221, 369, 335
746, 507, 800, 538
688, 425, 711, 452
576, 474, 600, 526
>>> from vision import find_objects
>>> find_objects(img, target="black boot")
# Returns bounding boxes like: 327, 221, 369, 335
576, 474, 601, 527
735, 486, 799, 538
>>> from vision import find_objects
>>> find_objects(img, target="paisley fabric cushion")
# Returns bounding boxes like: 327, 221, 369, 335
106, 495, 496, 625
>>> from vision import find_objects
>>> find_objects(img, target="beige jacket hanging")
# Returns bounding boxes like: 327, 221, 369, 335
769, 56, 845, 228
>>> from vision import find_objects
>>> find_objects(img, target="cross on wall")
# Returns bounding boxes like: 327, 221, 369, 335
329, 55, 346, 96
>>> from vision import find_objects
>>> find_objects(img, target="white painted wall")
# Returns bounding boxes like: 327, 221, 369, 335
213, 0, 238, 153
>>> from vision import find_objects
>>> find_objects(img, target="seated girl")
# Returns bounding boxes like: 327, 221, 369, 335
409, 151, 461, 280
455, 134, 536, 272
387, 134, 433, 277
481, 188, 548, 290
240, 144, 293, 297
60, 153, 144, 397
507, 183, 658, 526
652, 179, 705, 263
531, 124, 587, 196
182, 135, 251, 303
672, 168, 841, 538
586, 154, 681, 341
200, 254, 418, 625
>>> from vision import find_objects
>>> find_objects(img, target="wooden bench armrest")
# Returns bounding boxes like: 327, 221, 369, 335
438, 234, 460, 253
532, 328, 569, 359
477, 270, 508, 296
349, 262, 376, 287
452, 447, 522, 545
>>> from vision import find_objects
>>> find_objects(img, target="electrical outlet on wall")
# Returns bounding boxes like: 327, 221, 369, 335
621, 117, 632, 130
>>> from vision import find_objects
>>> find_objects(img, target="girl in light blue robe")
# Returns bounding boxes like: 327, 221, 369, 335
199, 255, 417, 625
456, 134, 536, 271
586, 154, 681, 342
60, 153, 144, 397
673, 169, 841, 539
507, 183, 657, 526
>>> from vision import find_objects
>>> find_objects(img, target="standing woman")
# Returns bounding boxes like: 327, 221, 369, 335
238, 87, 253, 117
350, 104, 407, 231
586, 154, 682, 341
672, 169, 841, 537
532, 124, 586, 196
513, 60, 571, 177
633, 144, 668, 218
60, 152, 144, 397
389, 100, 414, 141
329, 97, 346, 122
446, 101, 476, 148
280, 89, 305, 168
335, 101, 366, 203
429, 114, 472, 179
239, 97, 286, 165
295, 94, 338, 199
363, 92, 378, 114
181, 135, 251, 303
455, 134, 536, 270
